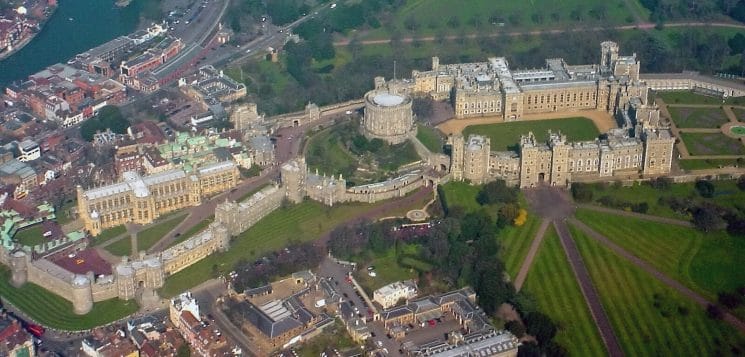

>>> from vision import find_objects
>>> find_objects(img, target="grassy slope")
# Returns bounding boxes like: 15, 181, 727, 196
523, 226, 606, 357
463, 117, 600, 151
575, 209, 745, 299
416, 124, 445, 153
499, 214, 540, 279
585, 179, 745, 219
570, 224, 745, 356
439, 181, 482, 213
0, 268, 137, 330
161, 200, 383, 297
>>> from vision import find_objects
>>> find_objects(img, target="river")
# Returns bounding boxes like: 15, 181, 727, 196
0, 0, 146, 87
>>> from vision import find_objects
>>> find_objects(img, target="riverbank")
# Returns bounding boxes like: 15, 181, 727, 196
0, 4, 58, 62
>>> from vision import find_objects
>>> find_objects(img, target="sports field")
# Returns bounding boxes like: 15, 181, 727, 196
463, 117, 600, 151
570, 224, 745, 356
0, 267, 137, 330
523, 226, 606, 357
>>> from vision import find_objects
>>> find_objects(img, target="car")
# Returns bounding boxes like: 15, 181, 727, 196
428, 319, 436, 327
330, 3, 337, 9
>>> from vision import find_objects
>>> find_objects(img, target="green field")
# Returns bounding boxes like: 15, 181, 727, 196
570, 224, 745, 356
667, 107, 729, 128
523, 226, 606, 357
438, 181, 482, 213
416, 124, 445, 153
733, 107, 745, 121
657, 91, 745, 106
584, 179, 745, 219
463, 118, 600, 151
355, 244, 428, 294
680, 132, 745, 156
13, 225, 46, 247
500, 214, 541, 278
161, 200, 385, 297
0, 267, 137, 330
92, 225, 127, 246
104, 236, 133, 257
136, 214, 186, 252
365, 0, 644, 39
679, 158, 742, 170
56, 200, 77, 225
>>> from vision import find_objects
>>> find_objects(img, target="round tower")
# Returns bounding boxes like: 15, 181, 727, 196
362, 89, 415, 145
71, 275, 93, 315
115, 260, 136, 300
9, 251, 27, 288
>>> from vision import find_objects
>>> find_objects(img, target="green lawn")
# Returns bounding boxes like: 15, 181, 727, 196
13, 225, 46, 247
0, 267, 138, 330
136, 214, 186, 252
167, 216, 215, 248
680, 132, 745, 156
438, 181, 482, 213
364, 0, 643, 40
92, 225, 127, 246
305, 126, 359, 178
679, 158, 742, 171
657, 91, 745, 106
499, 214, 541, 279
104, 236, 133, 257
355, 245, 425, 294
732, 107, 745, 121
416, 124, 445, 153
161, 200, 387, 297
463, 117, 600, 151
667, 107, 729, 128
584, 179, 745, 219
570, 224, 745, 356
523, 226, 606, 357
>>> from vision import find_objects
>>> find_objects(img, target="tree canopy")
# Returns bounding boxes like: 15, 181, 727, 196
79, 106, 129, 142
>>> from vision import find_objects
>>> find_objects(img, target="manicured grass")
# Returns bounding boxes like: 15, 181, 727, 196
680, 132, 745, 156
732, 107, 745, 121
161, 200, 386, 297
0, 267, 138, 330
499, 214, 541, 279
365, 0, 642, 40
679, 158, 742, 170
92, 225, 127, 246
13, 225, 46, 247
570, 224, 745, 356
104, 236, 133, 257
438, 181, 482, 213
355, 245, 425, 294
667, 107, 729, 128
584, 179, 745, 219
136, 214, 186, 252
657, 91, 745, 106
463, 117, 600, 151
523, 226, 606, 357
416, 124, 445, 153
167, 216, 215, 248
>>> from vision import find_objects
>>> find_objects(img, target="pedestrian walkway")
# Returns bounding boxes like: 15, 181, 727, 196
513, 218, 550, 291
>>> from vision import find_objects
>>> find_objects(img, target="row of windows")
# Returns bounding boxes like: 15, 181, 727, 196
525, 91, 596, 105
100, 209, 134, 224
525, 101, 594, 111
93, 196, 132, 212
460, 100, 502, 110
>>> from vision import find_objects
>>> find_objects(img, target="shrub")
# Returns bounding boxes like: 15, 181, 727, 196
571, 183, 593, 202
695, 180, 715, 198
514, 209, 528, 226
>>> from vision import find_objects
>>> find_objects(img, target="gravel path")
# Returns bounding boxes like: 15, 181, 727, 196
513, 218, 550, 292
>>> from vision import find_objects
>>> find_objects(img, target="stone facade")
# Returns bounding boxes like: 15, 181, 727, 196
77, 161, 239, 236
362, 89, 416, 144
400, 41, 646, 121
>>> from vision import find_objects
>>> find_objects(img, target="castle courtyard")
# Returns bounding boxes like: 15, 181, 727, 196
436, 109, 618, 136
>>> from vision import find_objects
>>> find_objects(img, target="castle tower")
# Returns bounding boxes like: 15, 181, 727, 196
212, 223, 230, 252
548, 131, 570, 186
432, 56, 440, 71
374, 76, 386, 90
448, 134, 465, 181
230, 102, 259, 131
145, 258, 164, 289
115, 260, 136, 300
305, 102, 320, 124
9, 251, 28, 288
462, 135, 491, 184
71, 275, 93, 315
642, 129, 675, 175
281, 158, 307, 204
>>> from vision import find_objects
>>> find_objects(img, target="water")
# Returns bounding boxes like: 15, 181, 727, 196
0, 0, 145, 87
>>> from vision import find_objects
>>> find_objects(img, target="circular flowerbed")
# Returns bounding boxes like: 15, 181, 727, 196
731, 125, 745, 137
